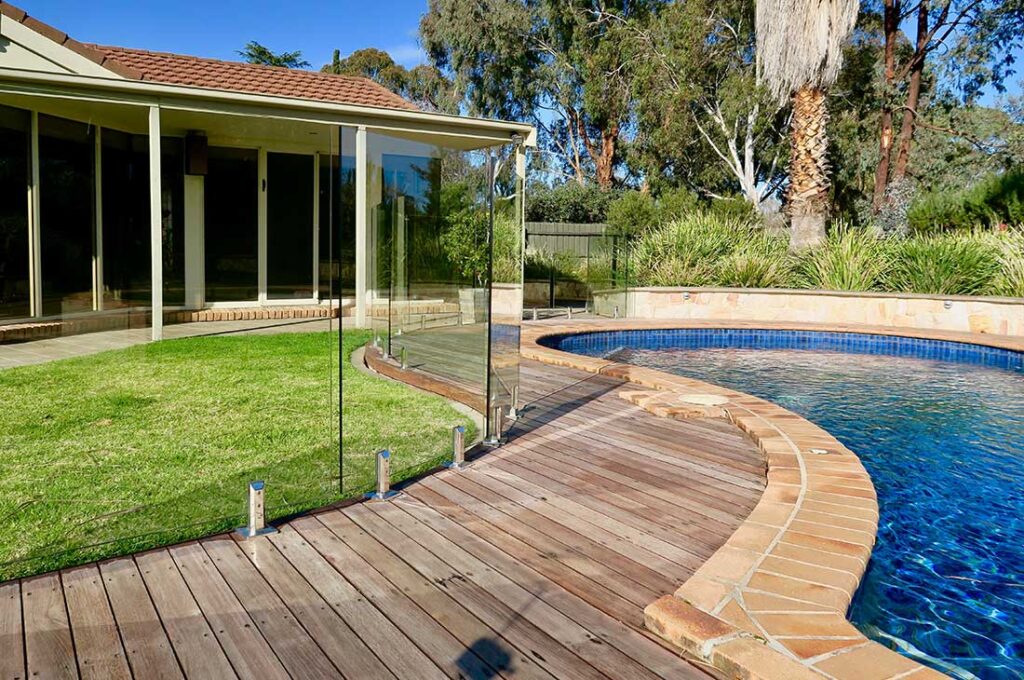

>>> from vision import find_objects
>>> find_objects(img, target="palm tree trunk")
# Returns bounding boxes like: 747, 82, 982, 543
787, 86, 831, 250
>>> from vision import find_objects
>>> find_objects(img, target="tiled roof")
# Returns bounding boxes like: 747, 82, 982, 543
0, 1, 417, 111
87, 45, 418, 111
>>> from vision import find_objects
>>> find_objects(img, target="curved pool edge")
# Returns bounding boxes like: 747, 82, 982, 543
522, 320, 952, 680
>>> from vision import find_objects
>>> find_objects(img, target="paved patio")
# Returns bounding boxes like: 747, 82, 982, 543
0, 317, 352, 370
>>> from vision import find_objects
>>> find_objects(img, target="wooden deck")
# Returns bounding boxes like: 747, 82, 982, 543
0, 360, 765, 680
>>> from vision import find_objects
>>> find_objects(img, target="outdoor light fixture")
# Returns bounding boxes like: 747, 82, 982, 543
236, 481, 276, 538
944, 300, 953, 309
447, 425, 466, 470
367, 450, 398, 500
684, 292, 691, 301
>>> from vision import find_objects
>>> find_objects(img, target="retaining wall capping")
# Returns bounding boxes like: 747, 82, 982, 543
522, 319, 963, 680
591, 287, 1024, 337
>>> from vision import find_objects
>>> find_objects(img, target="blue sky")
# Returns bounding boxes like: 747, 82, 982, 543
19, 0, 430, 69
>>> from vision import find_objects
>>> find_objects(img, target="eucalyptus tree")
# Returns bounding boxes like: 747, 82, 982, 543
623, 0, 789, 208
322, 48, 459, 113
755, 0, 860, 248
421, 0, 647, 188
237, 41, 310, 69
867, 0, 1024, 213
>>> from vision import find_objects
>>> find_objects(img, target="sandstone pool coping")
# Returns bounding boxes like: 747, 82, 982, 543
520, 319, 974, 680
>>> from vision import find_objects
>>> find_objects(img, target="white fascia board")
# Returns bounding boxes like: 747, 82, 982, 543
0, 66, 536, 145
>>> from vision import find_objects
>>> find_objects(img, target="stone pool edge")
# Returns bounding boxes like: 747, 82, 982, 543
522, 320, 950, 680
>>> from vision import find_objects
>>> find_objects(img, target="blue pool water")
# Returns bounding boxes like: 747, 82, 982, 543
550, 329, 1024, 679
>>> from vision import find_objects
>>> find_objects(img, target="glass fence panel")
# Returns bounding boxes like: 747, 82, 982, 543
0, 102, 341, 580
343, 130, 507, 495
489, 147, 524, 435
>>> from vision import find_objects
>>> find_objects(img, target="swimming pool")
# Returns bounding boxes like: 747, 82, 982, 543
548, 329, 1024, 679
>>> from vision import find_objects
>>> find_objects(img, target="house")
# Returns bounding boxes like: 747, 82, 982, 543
0, 0, 534, 352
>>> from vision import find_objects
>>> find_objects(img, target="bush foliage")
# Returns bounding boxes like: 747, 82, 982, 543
525, 182, 619, 223
619, 213, 1024, 297
908, 171, 1024, 233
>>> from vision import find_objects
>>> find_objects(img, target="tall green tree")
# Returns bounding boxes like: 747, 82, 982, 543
868, 0, 1024, 212
237, 41, 310, 69
421, 0, 645, 188
755, 0, 860, 249
322, 48, 458, 113
622, 0, 789, 207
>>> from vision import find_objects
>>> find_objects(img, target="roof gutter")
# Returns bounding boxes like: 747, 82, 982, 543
0, 66, 538, 146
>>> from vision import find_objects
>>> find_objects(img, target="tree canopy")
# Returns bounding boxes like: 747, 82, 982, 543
237, 41, 310, 69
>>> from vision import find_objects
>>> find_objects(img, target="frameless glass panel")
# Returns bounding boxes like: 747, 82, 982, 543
0, 104, 31, 321
347, 129, 508, 492
489, 148, 523, 430
267, 152, 314, 299
589, 233, 630, 317
205, 147, 258, 302
318, 132, 356, 303
39, 114, 94, 316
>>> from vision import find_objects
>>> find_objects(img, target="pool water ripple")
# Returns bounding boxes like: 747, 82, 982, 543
557, 330, 1024, 679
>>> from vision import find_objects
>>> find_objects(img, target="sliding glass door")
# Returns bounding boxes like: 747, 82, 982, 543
204, 147, 258, 302
39, 114, 95, 316
0, 105, 31, 321
267, 152, 314, 299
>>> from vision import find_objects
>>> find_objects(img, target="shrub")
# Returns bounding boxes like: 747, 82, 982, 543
886, 233, 1000, 295
709, 197, 760, 225
991, 229, 1024, 297
657, 187, 702, 222
629, 211, 780, 287
525, 182, 618, 223
716, 252, 795, 288
606, 191, 659, 237
908, 170, 1024, 233
798, 224, 891, 291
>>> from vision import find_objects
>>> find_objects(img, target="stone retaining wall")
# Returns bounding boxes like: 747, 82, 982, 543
593, 287, 1024, 336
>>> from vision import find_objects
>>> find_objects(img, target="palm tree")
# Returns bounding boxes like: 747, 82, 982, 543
756, 0, 859, 249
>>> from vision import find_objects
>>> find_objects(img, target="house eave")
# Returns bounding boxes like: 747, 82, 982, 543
0, 66, 538, 146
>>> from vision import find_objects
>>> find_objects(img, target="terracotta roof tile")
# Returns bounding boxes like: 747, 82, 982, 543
88, 45, 418, 111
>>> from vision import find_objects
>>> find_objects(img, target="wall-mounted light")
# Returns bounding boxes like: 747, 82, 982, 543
944, 300, 953, 310
684, 292, 691, 301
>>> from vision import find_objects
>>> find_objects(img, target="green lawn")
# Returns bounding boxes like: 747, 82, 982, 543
0, 330, 473, 580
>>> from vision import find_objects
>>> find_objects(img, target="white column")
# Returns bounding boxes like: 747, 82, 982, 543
257, 147, 268, 304
312, 152, 320, 301
93, 127, 104, 311
184, 174, 205, 308
28, 110, 41, 318
355, 125, 368, 327
148, 106, 163, 340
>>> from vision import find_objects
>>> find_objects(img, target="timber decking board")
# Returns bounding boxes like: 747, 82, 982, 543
3, 359, 764, 679
61, 565, 131, 680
